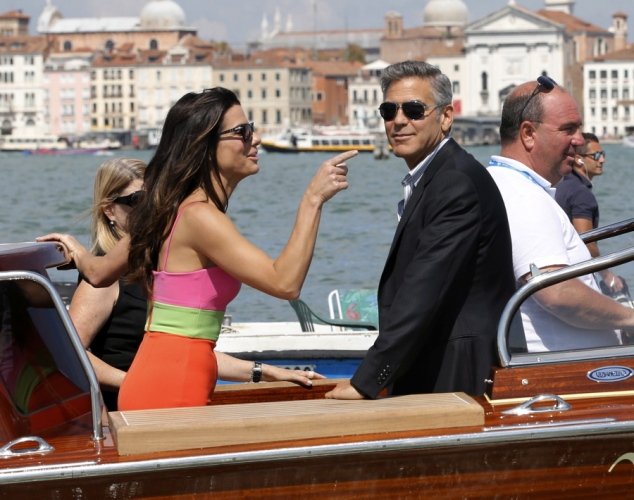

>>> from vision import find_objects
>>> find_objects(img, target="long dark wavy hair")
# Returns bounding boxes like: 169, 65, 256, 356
127, 87, 240, 295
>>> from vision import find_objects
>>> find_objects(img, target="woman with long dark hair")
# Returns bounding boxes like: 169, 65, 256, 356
40, 88, 357, 409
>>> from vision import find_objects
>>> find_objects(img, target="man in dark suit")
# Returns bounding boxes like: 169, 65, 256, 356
326, 60, 516, 399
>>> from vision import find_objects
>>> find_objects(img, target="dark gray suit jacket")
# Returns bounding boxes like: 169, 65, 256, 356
351, 138, 516, 398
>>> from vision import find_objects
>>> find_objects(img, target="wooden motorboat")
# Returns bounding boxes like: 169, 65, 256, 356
2, 231, 634, 497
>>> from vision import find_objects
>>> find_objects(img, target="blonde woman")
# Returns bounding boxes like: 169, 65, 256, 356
69, 158, 146, 410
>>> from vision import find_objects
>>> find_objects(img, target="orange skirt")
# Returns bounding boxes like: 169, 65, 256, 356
118, 331, 218, 410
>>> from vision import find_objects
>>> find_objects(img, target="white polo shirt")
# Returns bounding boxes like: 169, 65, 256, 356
488, 155, 620, 352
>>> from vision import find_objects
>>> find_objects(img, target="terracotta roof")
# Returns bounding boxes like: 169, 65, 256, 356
0, 10, 29, 20
305, 60, 363, 77
591, 44, 634, 61
0, 35, 50, 53
537, 9, 611, 35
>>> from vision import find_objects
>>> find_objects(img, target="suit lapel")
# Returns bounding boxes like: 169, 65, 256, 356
382, 138, 458, 271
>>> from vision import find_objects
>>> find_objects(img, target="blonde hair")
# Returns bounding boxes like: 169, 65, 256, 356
90, 158, 146, 256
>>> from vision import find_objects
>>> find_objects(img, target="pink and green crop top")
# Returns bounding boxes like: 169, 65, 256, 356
146, 204, 241, 342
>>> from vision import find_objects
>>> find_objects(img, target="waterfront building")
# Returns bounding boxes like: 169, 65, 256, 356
583, 45, 634, 139
0, 35, 52, 138
135, 35, 215, 132
0, 10, 29, 37
380, 0, 466, 64
36, 0, 195, 53
44, 51, 92, 138
348, 59, 389, 130
307, 60, 363, 126
213, 53, 313, 130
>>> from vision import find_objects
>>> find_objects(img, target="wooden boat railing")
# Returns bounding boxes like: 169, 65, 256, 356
580, 217, 634, 244
0, 269, 103, 441
497, 244, 634, 367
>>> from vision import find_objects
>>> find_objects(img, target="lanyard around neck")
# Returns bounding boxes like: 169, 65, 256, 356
488, 158, 548, 192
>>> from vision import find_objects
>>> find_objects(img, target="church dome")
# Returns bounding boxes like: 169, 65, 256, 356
423, 0, 468, 28
37, 2, 63, 33
139, 0, 186, 30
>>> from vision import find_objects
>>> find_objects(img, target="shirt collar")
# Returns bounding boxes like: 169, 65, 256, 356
400, 137, 450, 188
570, 167, 593, 189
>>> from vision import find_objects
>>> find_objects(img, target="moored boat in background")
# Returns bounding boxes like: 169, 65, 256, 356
0, 135, 68, 152
623, 135, 634, 148
261, 127, 380, 153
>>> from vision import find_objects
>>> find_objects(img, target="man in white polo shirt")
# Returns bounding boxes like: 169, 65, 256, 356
488, 76, 634, 352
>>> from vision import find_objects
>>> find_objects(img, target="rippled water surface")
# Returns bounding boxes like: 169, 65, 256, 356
1, 143, 633, 321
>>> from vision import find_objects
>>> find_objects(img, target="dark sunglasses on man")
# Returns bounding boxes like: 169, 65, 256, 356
518, 75, 557, 122
579, 150, 606, 161
219, 122, 255, 143
113, 190, 143, 207
378, 100, 446, 122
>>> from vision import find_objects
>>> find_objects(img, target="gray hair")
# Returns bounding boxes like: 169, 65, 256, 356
380, 60, 453, 107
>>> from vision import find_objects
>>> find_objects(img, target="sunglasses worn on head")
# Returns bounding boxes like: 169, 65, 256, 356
580, 150, 605, 161
219, 122, 255, 143
378, 100, 444, 121
518, 75, 557, 122
113, 190, 143, 207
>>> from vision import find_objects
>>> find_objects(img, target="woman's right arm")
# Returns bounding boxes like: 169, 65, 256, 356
187, 150, 358, 299
37, 233, 129, 287
69, 280, 127, 390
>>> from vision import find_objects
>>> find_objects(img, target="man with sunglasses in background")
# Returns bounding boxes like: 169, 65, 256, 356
488, 78, 634, 352
555, 133, 625, 295
326, 60, 516, 400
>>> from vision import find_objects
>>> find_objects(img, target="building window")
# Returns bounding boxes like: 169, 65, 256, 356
247, 73, 252, 81
275, 73, 280, 81
261, 89, 267, 99
589, 70, 596, 80
105, 40, 114, 51
233, 74, 238, 82
275, 89, 281, 98
150, 39, 158, 50
63, 40, 72, 51
452, 81, 460, 94
262, 109, 267, 124
481, 72, 488, 91
220, 74, 225, 82
261, 72, 266, 81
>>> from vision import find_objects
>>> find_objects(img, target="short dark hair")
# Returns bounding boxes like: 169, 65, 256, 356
380, 60, 452, 107
577, 132, 600, 155
499, 85, 547, 144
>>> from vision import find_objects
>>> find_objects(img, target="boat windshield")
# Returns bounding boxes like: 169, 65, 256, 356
0, 279, 91, 435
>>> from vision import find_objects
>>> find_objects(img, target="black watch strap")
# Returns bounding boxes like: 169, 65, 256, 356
251, 361, 262, 383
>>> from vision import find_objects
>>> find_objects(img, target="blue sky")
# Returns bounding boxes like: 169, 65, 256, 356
4, 0, 633, 49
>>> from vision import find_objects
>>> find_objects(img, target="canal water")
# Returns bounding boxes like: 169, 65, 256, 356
1, 143, 633, 322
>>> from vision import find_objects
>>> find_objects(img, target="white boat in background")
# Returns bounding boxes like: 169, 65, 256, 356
261, 127, 380, 153
0, 135, 68, 152
623, 135, 634, 148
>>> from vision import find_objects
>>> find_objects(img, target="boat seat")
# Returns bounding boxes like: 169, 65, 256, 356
327, 288, 378, 328
108, 391, 484, 455
288, 298, 377, 332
